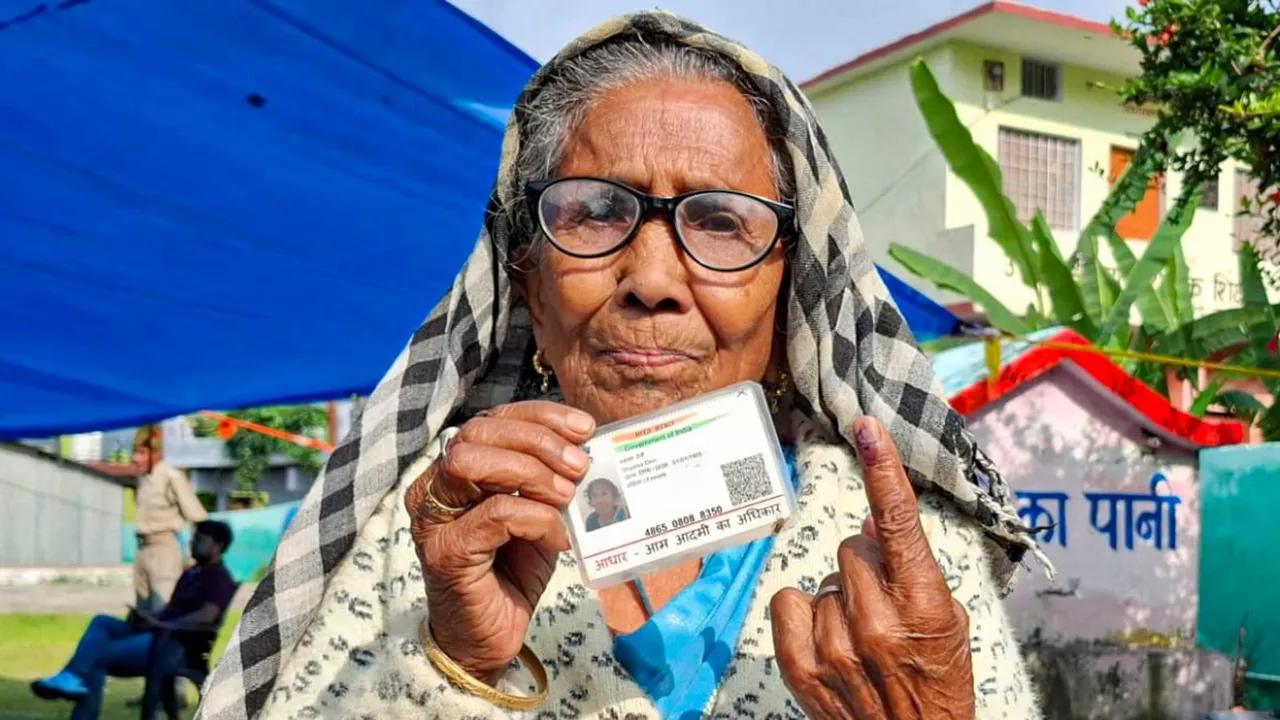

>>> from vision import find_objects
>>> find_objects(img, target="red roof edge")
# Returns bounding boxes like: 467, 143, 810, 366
949, 329, 1247, 447
800, 0, 1115, 90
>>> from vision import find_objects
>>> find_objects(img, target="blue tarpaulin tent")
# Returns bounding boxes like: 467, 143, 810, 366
0, 0, 961, 438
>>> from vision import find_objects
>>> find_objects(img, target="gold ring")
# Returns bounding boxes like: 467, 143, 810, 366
423, 474, 474, 521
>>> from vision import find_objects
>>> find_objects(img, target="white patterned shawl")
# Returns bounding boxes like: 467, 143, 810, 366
199, 11, 1048, 719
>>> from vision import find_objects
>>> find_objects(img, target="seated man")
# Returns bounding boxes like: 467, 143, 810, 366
31, 520, 237, 720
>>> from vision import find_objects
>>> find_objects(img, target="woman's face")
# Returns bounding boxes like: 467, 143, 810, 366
589, 484, 617, 515
522, 76, 786, 424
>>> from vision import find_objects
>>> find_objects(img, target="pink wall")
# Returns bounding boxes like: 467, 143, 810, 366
968, 366, 1202, 643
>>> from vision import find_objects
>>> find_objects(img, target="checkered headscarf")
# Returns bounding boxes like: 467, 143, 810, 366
199, 12, 1046, 718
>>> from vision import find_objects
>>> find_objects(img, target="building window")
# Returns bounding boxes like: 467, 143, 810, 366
1234, 170, 1264, 251
1021, 58, 1062, 101
983, 60, 1005, 92
1199, 172, 1220, 211
997, 127, 1081, 230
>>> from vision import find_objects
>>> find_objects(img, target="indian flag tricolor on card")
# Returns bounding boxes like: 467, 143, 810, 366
610, 413, 694, 443
612, 413, 728, 452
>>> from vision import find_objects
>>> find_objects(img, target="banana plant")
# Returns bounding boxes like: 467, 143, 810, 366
1232, 245, 1280, 439
1150, 303, 1280, 359
1104, 230, 1194, 335
1150, 245, 1280, 438
1236, 244, 1278, 365
1031, 214, 1094, 337
907, 59, 1045, 316
897, 59, 1193, 346
1095, 184, 1202, 344
898, 58, 1280, 436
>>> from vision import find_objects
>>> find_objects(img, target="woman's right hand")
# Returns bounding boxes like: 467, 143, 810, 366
405, 401, 596, 681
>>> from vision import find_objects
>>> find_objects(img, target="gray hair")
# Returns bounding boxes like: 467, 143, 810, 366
507, 36, 794, 255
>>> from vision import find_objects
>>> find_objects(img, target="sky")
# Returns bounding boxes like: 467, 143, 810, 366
448, 0, 1132, 82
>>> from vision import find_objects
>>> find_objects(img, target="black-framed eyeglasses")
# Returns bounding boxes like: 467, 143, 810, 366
525, 176, 795, 272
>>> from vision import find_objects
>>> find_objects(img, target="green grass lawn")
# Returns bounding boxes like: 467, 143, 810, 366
0, 613, 239, 720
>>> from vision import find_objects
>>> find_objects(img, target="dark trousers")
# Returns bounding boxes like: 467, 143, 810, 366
63, 614, 153, 720
140, 632, 190, 720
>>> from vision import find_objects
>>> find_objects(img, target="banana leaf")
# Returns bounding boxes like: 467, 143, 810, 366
1109, 278, 1133, 350
909, 60, 1042, 293
888, 243, 1030, 335
1158, 241, 1196, 355
1238, 244, 1278, 363
1076, 230, 1115, 329
1215, 390, 1268, 417
1189, 379, 1226, 417
1151, 304, 1280, 358
1097, 184, 1201, 344
1025, 303, 1052, 331
1260, 400, 1280, 442
1168, 242, 1194, 326
1031, 213, 1095, 336
1106, 230, 1179, 331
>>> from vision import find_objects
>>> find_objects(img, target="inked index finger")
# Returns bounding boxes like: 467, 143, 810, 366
851, 416, 941, 588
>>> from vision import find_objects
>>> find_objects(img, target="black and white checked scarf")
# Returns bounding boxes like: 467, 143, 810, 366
198, 12, 1047, 718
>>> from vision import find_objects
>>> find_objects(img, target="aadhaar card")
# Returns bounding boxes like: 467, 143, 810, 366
565, 382, 795, 588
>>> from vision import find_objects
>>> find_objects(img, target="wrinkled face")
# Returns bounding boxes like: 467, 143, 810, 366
521, 76, 786, 425
589, 483, 617, 514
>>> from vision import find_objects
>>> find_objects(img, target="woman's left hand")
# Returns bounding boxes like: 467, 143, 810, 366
770, 417, 975, 720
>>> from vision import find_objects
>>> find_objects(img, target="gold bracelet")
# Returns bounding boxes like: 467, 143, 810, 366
419, 616, 549, 711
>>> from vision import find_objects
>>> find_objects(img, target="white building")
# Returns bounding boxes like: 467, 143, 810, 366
803, 1, 1272, 319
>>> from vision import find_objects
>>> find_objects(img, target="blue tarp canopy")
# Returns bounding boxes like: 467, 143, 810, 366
0, 0, 960, 438
875, 268, 964, 345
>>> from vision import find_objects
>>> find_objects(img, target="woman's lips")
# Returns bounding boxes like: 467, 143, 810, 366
601, 347, 696, 368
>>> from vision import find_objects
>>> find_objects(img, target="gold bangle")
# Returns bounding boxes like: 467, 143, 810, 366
419, 616, 549, 711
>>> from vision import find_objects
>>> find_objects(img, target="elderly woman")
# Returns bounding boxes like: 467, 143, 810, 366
199, 12, 1049, 720
584, 478, 629, 531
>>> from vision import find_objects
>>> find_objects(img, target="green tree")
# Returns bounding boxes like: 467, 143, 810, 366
1117, 0, 1280, 288
193, 405, 329, 491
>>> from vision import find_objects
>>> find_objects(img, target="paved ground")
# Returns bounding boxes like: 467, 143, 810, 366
0, 582, 256, 615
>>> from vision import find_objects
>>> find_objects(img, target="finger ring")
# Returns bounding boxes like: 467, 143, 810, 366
423, 428, 474, 521
423, 473, 474, 521
812, 584, 842, 606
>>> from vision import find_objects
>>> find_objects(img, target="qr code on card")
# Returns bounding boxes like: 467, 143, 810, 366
721, 453, 772, 506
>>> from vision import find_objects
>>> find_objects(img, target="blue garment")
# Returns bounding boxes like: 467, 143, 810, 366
63, 614, 155, 720
612, 449, 798, 719
585, 507, 630, 532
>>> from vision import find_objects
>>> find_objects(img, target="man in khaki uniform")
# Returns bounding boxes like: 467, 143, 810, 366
132, 426, 208, 611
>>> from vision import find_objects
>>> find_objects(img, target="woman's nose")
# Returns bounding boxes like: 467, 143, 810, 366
614, 219, 695, 314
